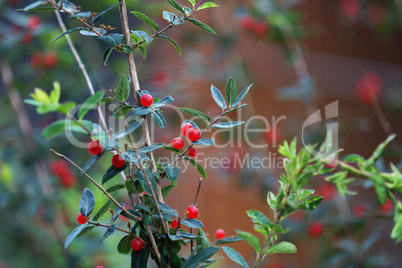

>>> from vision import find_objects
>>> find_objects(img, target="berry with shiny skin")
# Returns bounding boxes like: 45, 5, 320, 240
172, 137, 184, 150
171, 219, 181, 229
215, 229, 225, 239
140, 94, 153, 107
130, 238, 144, 251
187, 128, 201, 142
77, 212, 87, 224
188, 148, 197, 157
88, 141, 102, 155
186, 205, 199, 219
181, 123, 193, 136
112, 154, 125, 168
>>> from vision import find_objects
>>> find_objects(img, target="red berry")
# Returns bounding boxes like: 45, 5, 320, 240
353, 204, 365, 218
181, 123, 193, 136
215, 229, 225, 239
188, 148, 197, 157
171, 219, 181, 229
30, 52, 42, 68
172, 137, 184, 150
187, 128, 201, 142
266, 127, 280, 145
308, 221, 324, 237
22, 32, 33, 44
27, 15, 41, 31
43, 52, 57, 69
316, 183, 337, 201
239, 15, 256, 31
112, 154, 126, 168
253, 22, 269, 38
380, 198, 393, 214
140, 94, 153, 107
356, 72, 381, 105
88, 141, 103, 155
77, 212, 87, 224
339, 0, 360, 18
130, 238, 144, 251
186, 205, 199, 219
152, 71, 170, 88
60, 173, 76, 188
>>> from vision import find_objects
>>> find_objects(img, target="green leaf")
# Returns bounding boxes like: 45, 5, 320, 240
222, 246, 249, 268
136, 204, 151, 213
131, 247, 149, 268
233, 84, 252, 107
370, 171, 387, 204
131, 30, 153, 43
391, 201, 402, 242
69, 12, 92, 18
365, 134, 396, 168
105, 184, 125, 193
162, 145, 180, 154
76, 226, 95, 238
133, 107, 152, 116
49, 27, 87, 44
166, 166, 180, 183
297, 196, 323, 211
100, 224, 116, 242
116, 75, 130, 102
92, 2, 121, 23
211, 85, 227, 110
192, 138, 215, 146
80, 28, 106, 36
65, 223, 88, 249
265, 241, 297, 254
214, 236, 243, 245
81, 151, 104, 175
236, 230, 261, 253
154, 96, 175, 108
56, 102, 76, 115
102, 164, 129, 184
139, 143, 165, 153
159, 35, 181, 55
120, 151, 149, 164
179, 231, 197, 239
151, 110, 166, 128
98, 33, 123, 46
213, 121, 244, 128
157, 201, 178, 218
131, 11, 159, 31
162, 185, 174, 198
168, 233, 184, 241
196, 228, 211, 250
181, 218, 204, 228
122, 45, 132, 54
225, 78, 237, 108
78, 91, 105, 120
188, 0, 196, 8
80, 188, 95, 217
179, 107, 211, 122
187, 18, 217, 35
165, 0, 185, 13
136, 170, 156, 195
183, 158, 207, 178
138, 46, 147, 59
181, 247, 221, 268
93, 198, 114, 221
117, 235, 132, 255
23, 1, 48, 12
246, 210, 270, 228
196, 2, 219, 10
112, 119, 143, 140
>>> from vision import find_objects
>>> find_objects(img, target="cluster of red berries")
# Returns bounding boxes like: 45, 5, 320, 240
49, 160, 76, 188
238, 15, 269, 38
22, 15, 41, 44
171, 123, 201, 157
88, 141, 126, 168
30, 52, 58, 69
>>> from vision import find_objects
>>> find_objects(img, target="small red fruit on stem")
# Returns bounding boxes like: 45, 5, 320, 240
140, 94, 153, 107
112, 154, 125, 168
172, 137, 184, 150
188, 148, 197, 157
88, 140, 102, 155
171, 219, 181, 229
187, 128, 201, 142
380, 198, 393, 214
215, 229, 225, 239
43, 52, 58, 69
181, 123, 193, 136
186, 205, 199, 219
356, 72, 381, 105
77, 212, 87, 224
130, 238, 144, 251
308, 221, 324, 237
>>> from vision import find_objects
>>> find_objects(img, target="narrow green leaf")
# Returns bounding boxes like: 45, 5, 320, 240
49, 27, 87, 44
213, 121, 244, 128
222, 246, 249, 268
166, 166, 180, 183
23, 1, 47, 12
118, 235, 132, 255
162, 185, 174, 198
138, 46, 147, 59
92, 2, 121, 23
188, 0, 196, 8
131, 11, 159, 31
154, 96, 174, 108
139, 143, 165, 153
265, 241, 297, 254
98, 33, 123, 46
112, 119, 143, 140
102, 164, 129, 184
93, 197, 114, 221
78, 91, 105, 120
183, 158, 207, 178
133, 106, 152, 116
41, 119, 93, 139
80, 188, 95, 217
151, 110, 166, 128
116, 75, 130, 102
196, 2, 219, 10
69, 12, 92, 18
81, 151, 104, 175
165, 0, 185, 13
157, 201, 178, 218
247, 210, 270, 227
159, 35, 181, 55
136, 170, 156, 195
181, 247, 221, 268
215, 236, 243, 245
365, 134, 396, 168
211, 85, 227, 110
181, 218, 204, 228
233, 84, 252, 107
192, 138, 215, 146
225, 78, 237, 108
236, 230, 261, 253
65, 223, 88, 249
100, 224, 116, 242
179, 107, 210, 122
187, 18, 217, 35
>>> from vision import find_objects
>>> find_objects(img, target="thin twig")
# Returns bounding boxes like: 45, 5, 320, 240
190, 178, 203, 252
49, 149, 142, 221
